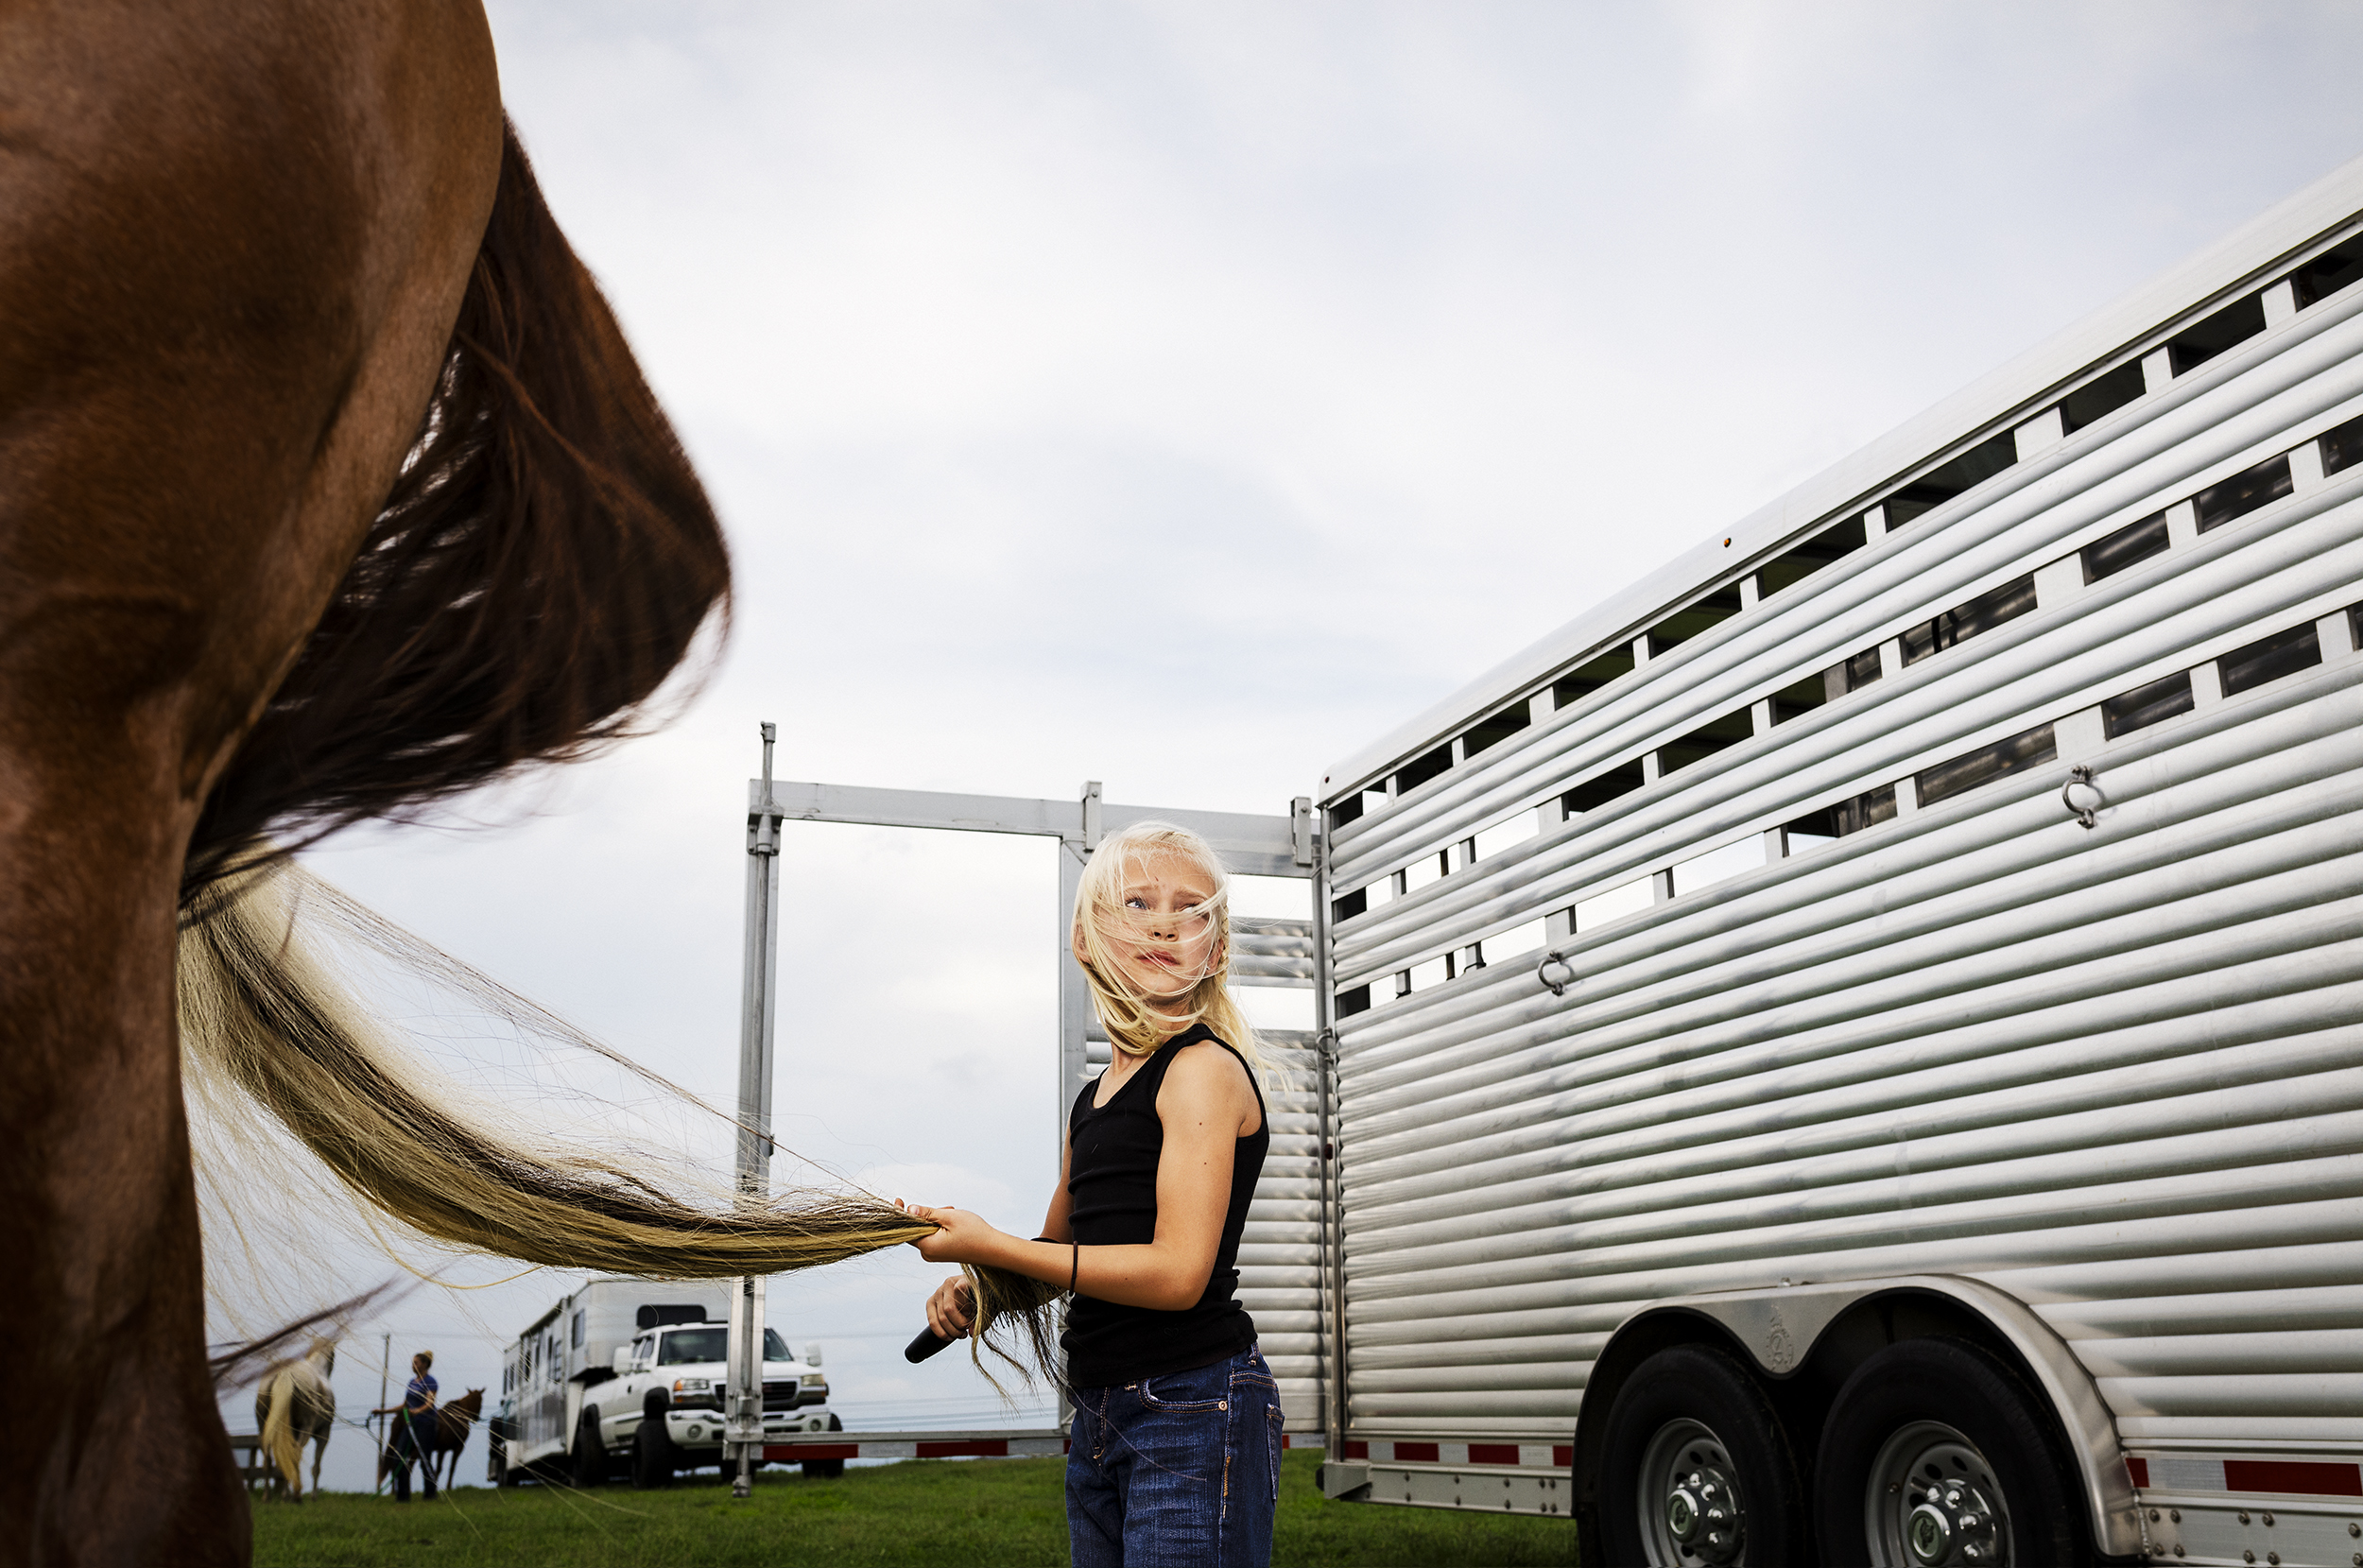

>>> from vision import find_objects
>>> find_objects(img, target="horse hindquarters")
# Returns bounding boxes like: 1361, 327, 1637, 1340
0, 2, 502, 1561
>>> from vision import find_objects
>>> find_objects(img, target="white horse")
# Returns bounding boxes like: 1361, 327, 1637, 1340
254, 1344, 336, 1501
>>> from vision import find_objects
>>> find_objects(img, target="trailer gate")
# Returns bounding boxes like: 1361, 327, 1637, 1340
748, 778, 1332, 1444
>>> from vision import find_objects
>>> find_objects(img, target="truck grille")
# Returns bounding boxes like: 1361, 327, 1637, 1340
762, 1380, 799, 1412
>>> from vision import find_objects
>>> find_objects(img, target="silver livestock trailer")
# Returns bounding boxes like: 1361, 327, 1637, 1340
1302, 152, 2363, 1566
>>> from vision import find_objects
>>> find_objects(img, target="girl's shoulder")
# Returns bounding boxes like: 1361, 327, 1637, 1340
1153, 1034, 1256, 1105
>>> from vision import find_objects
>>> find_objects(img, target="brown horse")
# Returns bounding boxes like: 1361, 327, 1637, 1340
429, 1389, 486, 1491
0, 3, 728, 1561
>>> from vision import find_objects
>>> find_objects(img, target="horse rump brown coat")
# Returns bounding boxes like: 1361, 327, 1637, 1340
0, 3, 727, 1561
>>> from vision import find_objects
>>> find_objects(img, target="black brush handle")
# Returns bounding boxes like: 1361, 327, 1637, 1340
905, 1326, 957, 1364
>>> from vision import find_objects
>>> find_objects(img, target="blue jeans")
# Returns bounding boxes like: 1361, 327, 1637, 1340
1066, 1344, 1280, 1568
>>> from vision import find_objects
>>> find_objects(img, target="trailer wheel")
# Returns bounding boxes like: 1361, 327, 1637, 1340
802, 1413, 846, 1479
571, 1410, 609, 1489
633, 1404, 677, 1490
1598, 1343, 1804, 1567
1814, 1337, 2086, 1567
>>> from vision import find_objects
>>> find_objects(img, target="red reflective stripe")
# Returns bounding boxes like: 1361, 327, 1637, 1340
916, 1439, 1010, 1458
2222, 1458, 2363, 1497
1345, 1440, 1369, 1459
2125, 1457, 2149, 1488
763, 1444, 857, 1461
1393, 1442, 1440, 1462
1553, 1445, 1574, 1469
1468, 1444, 1520, 1465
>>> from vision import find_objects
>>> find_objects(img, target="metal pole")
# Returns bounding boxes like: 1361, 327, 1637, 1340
376, 1333, 391, 1494
1309, 809, 1346, 1463
728, 723, 784, 1498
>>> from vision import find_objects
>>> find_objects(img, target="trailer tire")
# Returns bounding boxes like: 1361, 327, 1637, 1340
1597, 1343, 1804, 1567
802, 1413, 845, 1479
1814, 1336, 2087, 1567
633, 1402, 677, 1490
571, 1410, 609, 1489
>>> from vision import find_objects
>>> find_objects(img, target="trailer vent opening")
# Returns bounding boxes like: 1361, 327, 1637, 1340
1916, 721, 2058, 808
1552, 646, 1633, 710
1902, 574, 2038, 665
1758, 513, 1868, 598
2059, 358, 2147, 435
1563, 759, 1644, 815
1335, 983, 1370, 1019
1461, 704, 1530, 758
2166, 290, 2267, 374
1783, 784, 1896, 848
2195, 451, 2293, 532
2103, 670, 2196, 738
1331, 887, 1366, 923
2217, 620, 2323, 697
1883, 429, 2016, 528
2319, 410, 2363, 477
2292, 235, 2363, 307
1574, 876, 1654, 932
2081, 510, 2171, 582
1658, 709, 1753, 775
1769, 671, 1827, 725
1394, 743, 1452, 796
1646, 585, 1744, 658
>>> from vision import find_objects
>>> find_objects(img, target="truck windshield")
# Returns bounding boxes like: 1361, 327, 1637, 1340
658, 1328, 727, 1365
653, 1327, 795, 1364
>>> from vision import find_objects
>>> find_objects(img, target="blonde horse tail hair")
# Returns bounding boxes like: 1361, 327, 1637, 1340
177, 857, 932, 1278
262, 1367, 301, 1496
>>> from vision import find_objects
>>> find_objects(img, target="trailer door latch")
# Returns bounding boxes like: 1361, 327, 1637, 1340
2061, 764, 2103, 829
1536, 951, 1577, 997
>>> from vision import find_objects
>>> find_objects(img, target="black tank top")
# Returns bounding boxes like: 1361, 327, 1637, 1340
1061, 1024, 1269, 1387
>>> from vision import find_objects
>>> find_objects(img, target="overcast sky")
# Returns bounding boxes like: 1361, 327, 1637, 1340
225, 1, 2363, 1491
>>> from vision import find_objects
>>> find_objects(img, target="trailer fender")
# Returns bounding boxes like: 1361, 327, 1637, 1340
1574, 1273, 2139, 1559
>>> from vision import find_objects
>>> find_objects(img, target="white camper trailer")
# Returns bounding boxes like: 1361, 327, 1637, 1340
1301, 156, 2363, 1566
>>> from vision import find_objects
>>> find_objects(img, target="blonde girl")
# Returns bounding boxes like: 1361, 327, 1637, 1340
903, 820, 1279, 1567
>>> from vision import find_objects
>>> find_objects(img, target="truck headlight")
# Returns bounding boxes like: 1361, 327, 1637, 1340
800, 1374, 828, 1391
672, 1377, 711, 1393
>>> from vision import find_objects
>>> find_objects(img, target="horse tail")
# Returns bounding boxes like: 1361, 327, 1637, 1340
181, 116, 732, 904
262, 1368, 302, 1497
178, 860, 934, 1277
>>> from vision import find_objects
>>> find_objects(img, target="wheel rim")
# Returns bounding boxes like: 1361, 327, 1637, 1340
1863, 1421, 2010, 1566
1636, 1418, 1749, 1565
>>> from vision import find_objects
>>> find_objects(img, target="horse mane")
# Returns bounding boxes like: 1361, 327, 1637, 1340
171, 120, 1065, 1391
181, 117, 731, 905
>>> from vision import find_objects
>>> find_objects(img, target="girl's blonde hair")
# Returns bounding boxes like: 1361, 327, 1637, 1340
1071, 821, 1265, 1082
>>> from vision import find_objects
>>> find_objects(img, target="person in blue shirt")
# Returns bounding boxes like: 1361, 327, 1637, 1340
372, 1351, 440, 1501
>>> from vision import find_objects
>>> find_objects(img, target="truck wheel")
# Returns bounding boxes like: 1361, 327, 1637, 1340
802, 1413, 846, 1480
571, 1410, 607, 1489
1813, 1337, 2086, 1567
633, 1406, 677, 1490
1597, 1343, 1804, 1567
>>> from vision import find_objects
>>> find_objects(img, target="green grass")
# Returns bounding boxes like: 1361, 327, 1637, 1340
251, 1452, 1576, 1566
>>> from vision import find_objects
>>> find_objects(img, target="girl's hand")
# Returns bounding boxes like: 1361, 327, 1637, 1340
924, 1275, 975, 1340
896, 1199, 1006, 1266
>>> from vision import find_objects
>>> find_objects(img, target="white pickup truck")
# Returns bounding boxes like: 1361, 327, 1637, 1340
581, 1319, 840, 1485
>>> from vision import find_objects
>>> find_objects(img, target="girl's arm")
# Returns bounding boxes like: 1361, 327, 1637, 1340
909, 1043, 1255, 1312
